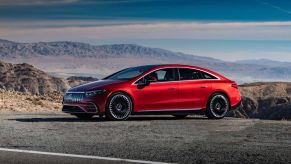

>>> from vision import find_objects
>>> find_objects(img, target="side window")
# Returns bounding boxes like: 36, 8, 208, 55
201, 72, 217, 79
145, 68, 178, 82
179, 68, 203, 80
179, 68, 218, 80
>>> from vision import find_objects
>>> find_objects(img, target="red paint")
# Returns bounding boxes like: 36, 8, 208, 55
62, 64, 241, 115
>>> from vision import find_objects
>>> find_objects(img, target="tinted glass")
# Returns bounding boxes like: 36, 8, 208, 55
201, 72, 217, 79
179, 68, 217, 80
145, 68, 178, 82
179, 68, 202, 80
104, 65, 156, 80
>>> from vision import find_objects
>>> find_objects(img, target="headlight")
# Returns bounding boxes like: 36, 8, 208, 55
85, 89, 106, 97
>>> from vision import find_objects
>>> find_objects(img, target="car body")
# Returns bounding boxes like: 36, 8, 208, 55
62, 64, 241, 120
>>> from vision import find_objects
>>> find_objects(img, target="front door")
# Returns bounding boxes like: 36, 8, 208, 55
138, 68, 179, 111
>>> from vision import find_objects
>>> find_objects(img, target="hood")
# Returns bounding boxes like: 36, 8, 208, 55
68, 80, 123, 92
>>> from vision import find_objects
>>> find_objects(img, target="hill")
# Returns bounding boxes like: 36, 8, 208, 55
228, 82, 291, 120
0, 60, 69, 95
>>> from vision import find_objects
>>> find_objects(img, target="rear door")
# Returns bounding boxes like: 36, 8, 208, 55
178, 68, 214, 109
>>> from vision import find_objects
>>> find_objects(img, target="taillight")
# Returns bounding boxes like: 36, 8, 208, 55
231, 82, 238, 89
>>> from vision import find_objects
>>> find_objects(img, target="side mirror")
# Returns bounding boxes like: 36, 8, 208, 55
137, 77, 147, 86
137, 76, 157, 86
146, 76, 157, 84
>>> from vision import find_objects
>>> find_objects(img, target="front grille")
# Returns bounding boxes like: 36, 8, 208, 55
63, 92, 85, 103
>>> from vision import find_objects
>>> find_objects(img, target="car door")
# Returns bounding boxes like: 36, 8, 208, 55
178, 68, 214, 109
137, 68, 179, 111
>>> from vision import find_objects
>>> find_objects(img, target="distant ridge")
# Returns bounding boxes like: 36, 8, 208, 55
0, 39, 220, 61
1, 39, 291, 82
236, 58, 291, 68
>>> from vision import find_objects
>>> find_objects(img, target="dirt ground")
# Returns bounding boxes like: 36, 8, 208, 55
0, 89, 62, 113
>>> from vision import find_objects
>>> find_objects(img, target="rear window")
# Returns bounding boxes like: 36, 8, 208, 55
179, 68, 217, 80
201, 72, 217, 79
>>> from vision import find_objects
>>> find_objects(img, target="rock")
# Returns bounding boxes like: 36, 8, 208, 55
0, 60, 69, 95
228, 82, 291, 120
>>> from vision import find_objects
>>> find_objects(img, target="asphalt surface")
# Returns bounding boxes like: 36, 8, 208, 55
0, 113, 291, 164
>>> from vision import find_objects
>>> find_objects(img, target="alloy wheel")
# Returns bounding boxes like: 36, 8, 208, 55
107, 93, 132, 120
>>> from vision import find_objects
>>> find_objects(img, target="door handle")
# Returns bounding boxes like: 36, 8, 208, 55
200, 86, 208, 88
168, 87, 176, 90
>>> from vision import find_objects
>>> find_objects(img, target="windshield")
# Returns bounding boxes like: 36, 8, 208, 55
103, 65, 157, 80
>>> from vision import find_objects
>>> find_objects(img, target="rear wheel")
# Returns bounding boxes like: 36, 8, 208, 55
172, 115, 188, 119
205, 93, 229, 119
74, 113, 94, 120
106, 92, 132, 121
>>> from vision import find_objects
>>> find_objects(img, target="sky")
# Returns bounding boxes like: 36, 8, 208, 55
1, 0, 291, 61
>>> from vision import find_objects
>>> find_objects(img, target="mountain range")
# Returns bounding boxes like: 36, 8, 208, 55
236, 59, 291, 68
1, 39, 291, 82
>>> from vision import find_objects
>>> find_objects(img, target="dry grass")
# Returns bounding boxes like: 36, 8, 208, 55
239, 82, 291, 99
0, 89, 63, 112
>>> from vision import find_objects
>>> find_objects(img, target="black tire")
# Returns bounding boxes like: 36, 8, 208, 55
205, 93, 229, 119
172, 115, 188, 119
74, 113, 94, 120
106, 92, 132, 121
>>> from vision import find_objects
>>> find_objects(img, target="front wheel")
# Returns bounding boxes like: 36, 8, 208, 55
205, 93, 229, 119
106, 92, 132, 121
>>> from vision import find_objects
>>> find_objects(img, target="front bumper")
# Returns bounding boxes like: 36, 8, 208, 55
62, 102, 99, 114
62, 91, 108, 114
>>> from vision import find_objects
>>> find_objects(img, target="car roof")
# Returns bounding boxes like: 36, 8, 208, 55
145, 64, 228, 80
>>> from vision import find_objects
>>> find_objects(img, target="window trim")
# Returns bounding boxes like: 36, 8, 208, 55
178, 68, 218, 81
132, 67, 220, 85
137, 68, 179, 84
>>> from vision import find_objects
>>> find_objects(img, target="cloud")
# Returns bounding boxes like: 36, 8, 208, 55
1, 21, 291, 43
0, 0, 79, 6
259, 0, 291, 15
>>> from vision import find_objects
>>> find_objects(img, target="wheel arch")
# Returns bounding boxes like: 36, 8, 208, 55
205, 90, 231, 119
106, 90, 134, 111
208, 90, 231, 108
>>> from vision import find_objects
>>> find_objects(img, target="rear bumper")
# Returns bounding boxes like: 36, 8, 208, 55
62, 102, 100, 114
230, 101, 241, 111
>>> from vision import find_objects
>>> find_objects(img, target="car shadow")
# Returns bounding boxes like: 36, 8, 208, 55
128, 116, 207, 121
8, 115, 208, 122
8, 117, 106, 122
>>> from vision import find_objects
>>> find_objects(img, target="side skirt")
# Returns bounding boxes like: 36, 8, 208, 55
132, 109, 205, 115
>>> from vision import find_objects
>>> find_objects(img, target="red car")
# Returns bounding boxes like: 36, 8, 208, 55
62, 64, 241, 120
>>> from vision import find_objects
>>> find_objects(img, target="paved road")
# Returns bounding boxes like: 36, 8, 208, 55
0, 113, 291, 164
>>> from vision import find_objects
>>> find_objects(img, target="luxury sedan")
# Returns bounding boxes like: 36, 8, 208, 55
62, 64, 241, 120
